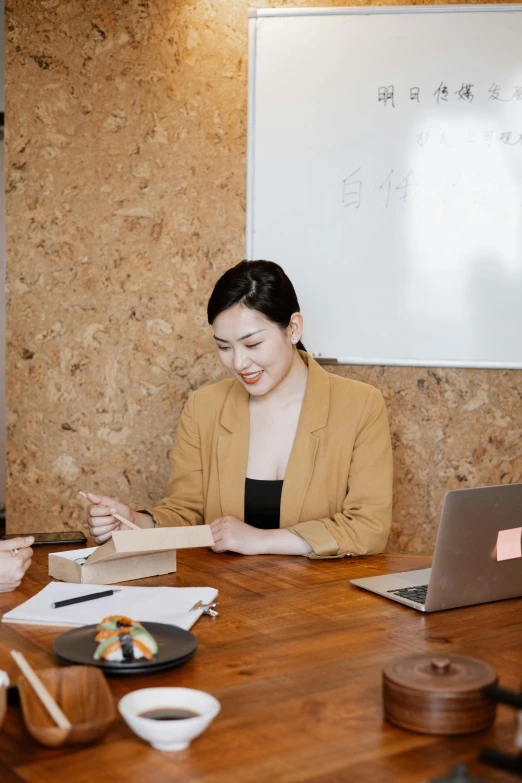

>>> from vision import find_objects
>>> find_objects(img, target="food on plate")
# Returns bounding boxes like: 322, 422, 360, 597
93, 616, 158, 662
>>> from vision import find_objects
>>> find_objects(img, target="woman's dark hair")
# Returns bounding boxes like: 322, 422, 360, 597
207, 260, 306, 351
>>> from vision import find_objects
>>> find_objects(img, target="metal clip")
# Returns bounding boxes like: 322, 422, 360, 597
190, 600, 219, 617
190, 599, 219, 612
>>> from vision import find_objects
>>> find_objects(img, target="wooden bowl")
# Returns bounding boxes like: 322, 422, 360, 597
383, 654, 497, 735
18, 666, 116, 747
0, 671, 9, 730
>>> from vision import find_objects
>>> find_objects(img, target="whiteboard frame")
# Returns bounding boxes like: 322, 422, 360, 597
246, 4, 522, 369
248, 5, 522, 17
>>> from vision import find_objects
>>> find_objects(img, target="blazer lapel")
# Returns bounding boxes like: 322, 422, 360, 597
217, 381, 250, 520
280, 354, 331, 528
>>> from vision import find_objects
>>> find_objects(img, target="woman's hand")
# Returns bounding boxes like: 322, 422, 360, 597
209, 516, 267, 555
86, 493, 134, 544
86, 493, 155, 543
210, 518, 313, 556
0, 537, 34, 592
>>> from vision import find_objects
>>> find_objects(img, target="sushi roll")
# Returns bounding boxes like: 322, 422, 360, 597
93, 616, 158, 662
95, 616, 135, 638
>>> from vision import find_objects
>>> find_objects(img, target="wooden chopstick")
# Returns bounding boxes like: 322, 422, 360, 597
110, 511, 141, 531
78, 491, 140, 531
10, 650, 72, 730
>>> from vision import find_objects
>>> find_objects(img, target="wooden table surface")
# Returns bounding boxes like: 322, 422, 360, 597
0, 546, 521, 783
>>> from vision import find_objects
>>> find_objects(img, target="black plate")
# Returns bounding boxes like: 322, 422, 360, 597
53, 622, 198, 676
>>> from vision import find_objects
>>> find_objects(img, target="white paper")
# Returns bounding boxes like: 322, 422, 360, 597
1, 582, 218, 631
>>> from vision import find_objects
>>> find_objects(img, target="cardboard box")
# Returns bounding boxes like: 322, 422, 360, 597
48, 526, 214, 585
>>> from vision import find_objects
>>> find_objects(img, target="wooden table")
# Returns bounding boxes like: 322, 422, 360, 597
0, 547, 521, 783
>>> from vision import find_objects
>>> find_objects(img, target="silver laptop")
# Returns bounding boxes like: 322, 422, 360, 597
350, 483, 522, 612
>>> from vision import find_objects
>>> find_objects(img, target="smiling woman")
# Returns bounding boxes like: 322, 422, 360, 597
87, 261, 393, 559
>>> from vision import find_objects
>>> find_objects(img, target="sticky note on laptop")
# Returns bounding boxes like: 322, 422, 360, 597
496, 527, 522, 561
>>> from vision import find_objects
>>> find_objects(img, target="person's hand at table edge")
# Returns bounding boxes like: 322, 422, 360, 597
0, 537, 34, 592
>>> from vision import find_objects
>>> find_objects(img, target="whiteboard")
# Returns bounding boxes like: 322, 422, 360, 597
246, 6, 522, 368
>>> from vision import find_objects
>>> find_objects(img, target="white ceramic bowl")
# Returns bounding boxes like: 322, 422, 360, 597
118, 687, 221, 751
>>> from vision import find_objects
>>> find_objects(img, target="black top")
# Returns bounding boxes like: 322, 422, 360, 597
244, 478, 284, 530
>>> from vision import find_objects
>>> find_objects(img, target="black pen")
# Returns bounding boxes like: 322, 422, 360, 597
51, 589, 122, 609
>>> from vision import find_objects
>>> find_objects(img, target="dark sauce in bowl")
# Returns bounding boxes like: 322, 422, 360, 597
138, 708, 200, 721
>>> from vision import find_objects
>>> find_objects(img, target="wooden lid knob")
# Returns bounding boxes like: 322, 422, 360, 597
430, 658, 451, 673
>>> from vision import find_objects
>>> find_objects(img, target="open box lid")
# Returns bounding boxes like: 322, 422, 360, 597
86, 525, 214, 566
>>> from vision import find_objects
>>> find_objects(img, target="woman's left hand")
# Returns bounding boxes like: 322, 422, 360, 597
210, 516, 266, 555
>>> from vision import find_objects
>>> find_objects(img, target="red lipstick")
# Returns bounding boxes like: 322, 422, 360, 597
239, 370, 264, 385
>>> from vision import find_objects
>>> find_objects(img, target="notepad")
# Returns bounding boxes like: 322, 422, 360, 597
1, 582, 218, 630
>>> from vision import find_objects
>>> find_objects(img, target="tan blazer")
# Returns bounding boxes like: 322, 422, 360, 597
145, 352, 393, 558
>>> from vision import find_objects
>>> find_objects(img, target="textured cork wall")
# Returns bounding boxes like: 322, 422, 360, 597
6, 0, 522, 553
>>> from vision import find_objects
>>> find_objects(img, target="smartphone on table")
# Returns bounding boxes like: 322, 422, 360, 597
1, 531, 87, 546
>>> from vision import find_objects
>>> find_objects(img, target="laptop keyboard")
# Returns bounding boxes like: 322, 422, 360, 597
387, 585, 428, 604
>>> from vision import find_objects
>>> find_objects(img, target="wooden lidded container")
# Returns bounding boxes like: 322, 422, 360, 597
383, 654, 497, 735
